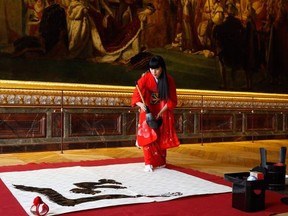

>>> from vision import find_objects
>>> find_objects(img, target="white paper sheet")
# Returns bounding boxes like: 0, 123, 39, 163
0, 163, 231, 215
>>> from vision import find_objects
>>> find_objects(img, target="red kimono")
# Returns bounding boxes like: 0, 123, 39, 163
131, 71, 180, 167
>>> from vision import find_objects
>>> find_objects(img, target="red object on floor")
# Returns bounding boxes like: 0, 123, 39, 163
0, 157, 287, 216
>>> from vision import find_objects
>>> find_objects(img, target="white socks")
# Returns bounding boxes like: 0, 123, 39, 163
144, 165, 153, 172
144, 164, 166, 172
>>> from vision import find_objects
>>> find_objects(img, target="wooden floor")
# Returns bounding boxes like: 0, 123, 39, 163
0, 139, 287, 177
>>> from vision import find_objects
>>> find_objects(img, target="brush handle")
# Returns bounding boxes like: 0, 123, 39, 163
135, 81, 151, 114
135, 81, 146, 106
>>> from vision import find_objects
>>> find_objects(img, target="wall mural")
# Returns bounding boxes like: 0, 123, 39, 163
0, 0, 287, 93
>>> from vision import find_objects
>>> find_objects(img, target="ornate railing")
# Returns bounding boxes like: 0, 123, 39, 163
0, 80, 287, 153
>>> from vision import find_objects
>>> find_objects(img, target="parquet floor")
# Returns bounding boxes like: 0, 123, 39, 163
0, 139, 287, 177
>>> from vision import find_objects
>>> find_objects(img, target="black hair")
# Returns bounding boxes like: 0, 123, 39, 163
149, 55, 169, 100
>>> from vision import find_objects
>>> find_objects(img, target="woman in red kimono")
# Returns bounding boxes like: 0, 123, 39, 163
131, 55, 180, 172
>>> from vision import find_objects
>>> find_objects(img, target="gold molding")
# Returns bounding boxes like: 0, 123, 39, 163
0, 79, 288, 109
0, 79, 134, 92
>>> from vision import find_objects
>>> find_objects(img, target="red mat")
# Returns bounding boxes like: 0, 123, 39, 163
0, 157, 287, 216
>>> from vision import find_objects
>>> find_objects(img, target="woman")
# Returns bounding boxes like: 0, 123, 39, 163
131, 55, 180, 172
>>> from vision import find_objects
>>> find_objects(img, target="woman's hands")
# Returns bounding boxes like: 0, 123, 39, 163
136, 102, 168, 119
136, 102, 147, 112
156, 104, 168, 119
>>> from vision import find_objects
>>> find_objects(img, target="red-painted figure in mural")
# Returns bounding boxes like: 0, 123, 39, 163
131, 55, 180, 172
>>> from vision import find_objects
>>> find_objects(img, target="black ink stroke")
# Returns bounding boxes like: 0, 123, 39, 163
13, 178, 183, 207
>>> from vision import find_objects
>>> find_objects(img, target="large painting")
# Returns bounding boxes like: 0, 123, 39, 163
0, 0, 287, 93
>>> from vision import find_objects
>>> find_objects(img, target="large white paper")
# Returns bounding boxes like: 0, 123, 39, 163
0, 163, 231, 215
